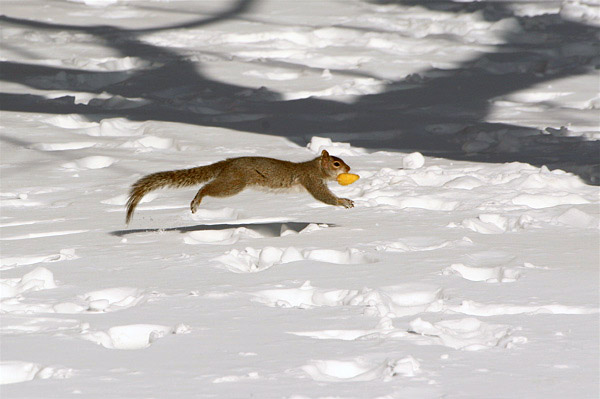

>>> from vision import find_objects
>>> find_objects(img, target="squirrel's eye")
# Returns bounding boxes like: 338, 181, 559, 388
333, 162, 340, 167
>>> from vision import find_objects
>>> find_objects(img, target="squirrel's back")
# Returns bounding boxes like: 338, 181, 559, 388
222, 156, 315, 189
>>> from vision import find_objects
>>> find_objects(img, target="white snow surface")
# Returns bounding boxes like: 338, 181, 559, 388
1, 0, 599, 398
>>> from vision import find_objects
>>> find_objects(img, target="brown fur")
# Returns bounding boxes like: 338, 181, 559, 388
125, 150, 353, 224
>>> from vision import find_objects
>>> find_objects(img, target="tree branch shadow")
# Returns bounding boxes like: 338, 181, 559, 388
1, 0, 598, 183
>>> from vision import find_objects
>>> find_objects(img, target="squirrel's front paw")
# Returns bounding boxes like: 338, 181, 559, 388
190, 201, 199, 214
338, 198, 354, 208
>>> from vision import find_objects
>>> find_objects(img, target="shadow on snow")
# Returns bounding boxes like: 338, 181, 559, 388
110, 221, 332, 237
1, 0, 598, 183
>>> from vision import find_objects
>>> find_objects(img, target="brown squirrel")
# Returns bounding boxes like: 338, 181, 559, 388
125, 150, 354, 224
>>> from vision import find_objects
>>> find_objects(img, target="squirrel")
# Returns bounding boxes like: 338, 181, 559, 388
125, 150, 354, 224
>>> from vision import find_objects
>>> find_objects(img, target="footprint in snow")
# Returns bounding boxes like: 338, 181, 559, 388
446, 300, 599, 316
290, 315, 527, 351
456, 209, 597, 233
289, 317, 395, 341
459, 213, 535, 234
254, 281, 598, 318
365, 194, 460, 211
442, 250, 523, 283
102, 193, 158, 206
374, 236, 473, 252
212, 372, 261, 384
0, 249, 77, 271
73, 287, 148, 313
1, 279, 150, 314
1, 316, 83, 335
61, 155, 116, 170
45, 115, 147, 137
551, 208, 598, 229
29, 142, 97, 151
120, 135, 177, 151
0, 229, 88, 241
0, 193, 44, 209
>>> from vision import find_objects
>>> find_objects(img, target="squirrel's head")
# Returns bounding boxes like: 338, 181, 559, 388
320, 150, 351, 180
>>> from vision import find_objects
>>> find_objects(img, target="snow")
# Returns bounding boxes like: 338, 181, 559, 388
401, 152, 425, 170
1, 0, 599, 398
81, 323, 190, 350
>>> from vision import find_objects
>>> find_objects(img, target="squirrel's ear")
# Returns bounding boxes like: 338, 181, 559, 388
320, 150, 330, 168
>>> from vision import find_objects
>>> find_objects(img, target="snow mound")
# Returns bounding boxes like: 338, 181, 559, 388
212, 372, 261, 384
301, 357, 420, 382
0, 267, 57, 300
460, 214, 535, 234
45, 114, 98, 129
402, 152, 425, 169
0, 361, 73, 385
552, 208, 598, 228
77, 118, 148, 137
512, 193, 589, 209
368, 195, 460, 211
443, 263, 521, 283
255, 281, 597, 319
185, 227, 263, 245
212, 247, 374, 273
307, 136, 367, 156
81, 323, 190, 350
81, 287, 146, 312
408, 317, 526, 351
284, 78, 387, 101
253, 281, 443, 317
121, 136, 176, 151
189, 207, 240, 221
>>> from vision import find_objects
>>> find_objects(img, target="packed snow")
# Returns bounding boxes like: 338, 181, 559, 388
1, 0, 599, 398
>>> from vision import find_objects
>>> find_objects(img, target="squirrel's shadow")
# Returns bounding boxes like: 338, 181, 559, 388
110, 221, 333, 237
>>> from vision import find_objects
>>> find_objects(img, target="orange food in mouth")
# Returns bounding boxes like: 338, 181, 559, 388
337, 173, 360, 185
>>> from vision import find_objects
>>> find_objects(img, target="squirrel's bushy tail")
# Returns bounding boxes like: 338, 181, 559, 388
126, 162, 226, 224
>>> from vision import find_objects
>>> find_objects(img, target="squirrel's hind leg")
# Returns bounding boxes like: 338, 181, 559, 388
190, 178, 246, 213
